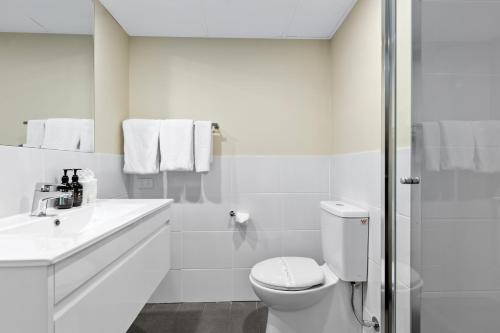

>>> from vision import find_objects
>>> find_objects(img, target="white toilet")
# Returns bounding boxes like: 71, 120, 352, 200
249, 201, 369, 333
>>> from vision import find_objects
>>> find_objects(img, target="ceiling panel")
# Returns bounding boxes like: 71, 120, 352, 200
100, 0, 357, 39
0, 0, 93, 35
287, 0, 355, 38
99, 0, 207, 37
202, 0, 298, 38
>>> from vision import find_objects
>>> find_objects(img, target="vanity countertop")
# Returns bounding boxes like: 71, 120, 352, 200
0, 199, 172, 266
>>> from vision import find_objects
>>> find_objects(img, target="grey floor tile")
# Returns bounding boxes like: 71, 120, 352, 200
230, 302, 260, 333
128, 302, 267, 333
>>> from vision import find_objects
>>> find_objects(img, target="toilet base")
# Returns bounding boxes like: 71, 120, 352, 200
264, 281, 360, 333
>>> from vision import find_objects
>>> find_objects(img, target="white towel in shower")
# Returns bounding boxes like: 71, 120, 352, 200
42, 118, 82, 151
421, 122, 440, 171
159, 119, 194, 171
123, 119, 161, 174
79, 119, 94, 152
473, 121, 500, 173
194, 121, 213, 172
440, 121, 475, 170
24, 120, 46, 148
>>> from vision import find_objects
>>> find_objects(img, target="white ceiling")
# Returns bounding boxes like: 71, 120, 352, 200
99, 0, 356, 39
0, 0, 93, 35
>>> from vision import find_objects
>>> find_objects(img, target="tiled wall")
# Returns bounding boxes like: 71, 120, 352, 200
128, 156, 331, 302
0, 145, 128, 218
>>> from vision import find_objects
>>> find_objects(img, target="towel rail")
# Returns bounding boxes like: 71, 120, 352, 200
24, 120, 220, 130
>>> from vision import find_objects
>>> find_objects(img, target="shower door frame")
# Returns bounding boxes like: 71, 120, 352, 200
381, 0, 397, 331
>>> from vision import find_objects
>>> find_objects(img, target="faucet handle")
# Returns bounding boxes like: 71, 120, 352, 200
35, 183, 59, 192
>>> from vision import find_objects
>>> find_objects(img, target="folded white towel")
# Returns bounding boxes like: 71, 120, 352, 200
24, 120, 46, 148
123, 119, 161, 174
440, 121, 475, 170
42, 118, 82, 151
194, 121, 213, 172
473, 121, 500, 173
421, 122, 440, 171
79, 119, 94, 152
160, 119, 194, 172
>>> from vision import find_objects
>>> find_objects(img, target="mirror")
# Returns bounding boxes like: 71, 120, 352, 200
0, 0, 94, 152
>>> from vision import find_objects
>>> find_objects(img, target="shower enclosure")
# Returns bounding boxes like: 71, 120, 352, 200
384, 0, 500, 332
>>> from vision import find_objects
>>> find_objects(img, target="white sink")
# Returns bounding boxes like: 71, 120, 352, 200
0, 199, 171, 265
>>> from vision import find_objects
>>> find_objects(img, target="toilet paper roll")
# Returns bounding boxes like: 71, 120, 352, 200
234, 212, 250, 224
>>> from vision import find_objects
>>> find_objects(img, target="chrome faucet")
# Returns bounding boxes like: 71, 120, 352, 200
30, 183, 72, 216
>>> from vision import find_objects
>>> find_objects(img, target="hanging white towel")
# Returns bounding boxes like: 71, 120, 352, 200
24, 120, 46, 148
160, 119, 194, 171
42, 118, 82, 151
421, 122, 440, 171
79, 119, 94, 152
473, 121, 500, 173
440, 121, 475, 170
194, 121, 213, 172
123, 119, 161, 174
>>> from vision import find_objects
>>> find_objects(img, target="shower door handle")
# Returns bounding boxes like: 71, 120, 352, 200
400, 177, 420, 185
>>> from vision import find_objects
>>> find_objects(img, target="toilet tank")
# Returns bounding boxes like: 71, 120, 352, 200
320, 201, 369, 282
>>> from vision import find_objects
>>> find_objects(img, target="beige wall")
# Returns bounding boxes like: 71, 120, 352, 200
330, 0, 382, 154
94, 1, 129, 154
129, 38, 333, 155
0, 33, 93, 146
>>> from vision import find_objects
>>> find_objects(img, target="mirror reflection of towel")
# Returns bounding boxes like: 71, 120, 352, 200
440, 121, 475, 171
24, 120, 46, 148
41, 118, 83, 151
473, 121, 500, 173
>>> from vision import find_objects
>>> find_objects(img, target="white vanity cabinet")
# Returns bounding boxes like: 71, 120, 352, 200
0, 199, 172, 333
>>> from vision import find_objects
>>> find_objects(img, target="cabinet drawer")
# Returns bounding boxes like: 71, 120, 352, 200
54, 207, 170, 303
54, 225, 170, 333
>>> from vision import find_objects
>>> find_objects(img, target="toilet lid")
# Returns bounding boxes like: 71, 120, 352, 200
250, 257, 325, 291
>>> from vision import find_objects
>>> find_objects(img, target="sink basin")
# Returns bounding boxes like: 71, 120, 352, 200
0, 199, 171, 265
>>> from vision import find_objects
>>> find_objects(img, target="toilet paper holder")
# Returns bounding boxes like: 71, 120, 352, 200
229, 210, 250, 224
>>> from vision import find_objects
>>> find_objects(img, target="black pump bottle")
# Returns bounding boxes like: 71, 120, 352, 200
55, 169, 74, 209
71, 169, 83, 207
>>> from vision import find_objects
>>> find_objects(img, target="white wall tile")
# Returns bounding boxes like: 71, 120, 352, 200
232, 231, 282, 268
0, 147, 44, 217
168, 203, 183, 232
170, 232, 182, 269
232, 268, 259, 301
96, 153, 128, 198
332, 151, 381, 208
182, 232, 233, 269
202, 156, 232, 195
363, 259, 381, 321
279, 156, 330, 193
231, 156, 280, 193
149, 270, 183, 303
181, 269, 232, 302
232, 194, 282, 231
181, 196, 232, 231
283, 230, 323, 264
283, 194, 329, 230
368, 207, 381, 264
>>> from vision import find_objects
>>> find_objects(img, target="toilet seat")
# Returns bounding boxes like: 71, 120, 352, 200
250, 257, 325, 291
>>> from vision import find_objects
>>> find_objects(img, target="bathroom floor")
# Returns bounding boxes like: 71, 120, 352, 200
127, 302, 268, 333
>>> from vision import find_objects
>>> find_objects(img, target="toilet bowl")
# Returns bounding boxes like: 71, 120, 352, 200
250, 201, 369, 333
250, 257, 338, 312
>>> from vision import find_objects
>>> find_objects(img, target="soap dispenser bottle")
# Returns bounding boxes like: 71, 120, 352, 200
70, 169, 83, 207
55, 169, 74, 209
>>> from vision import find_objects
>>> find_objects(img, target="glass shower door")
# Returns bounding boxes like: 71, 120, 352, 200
397, 0, 500, 332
